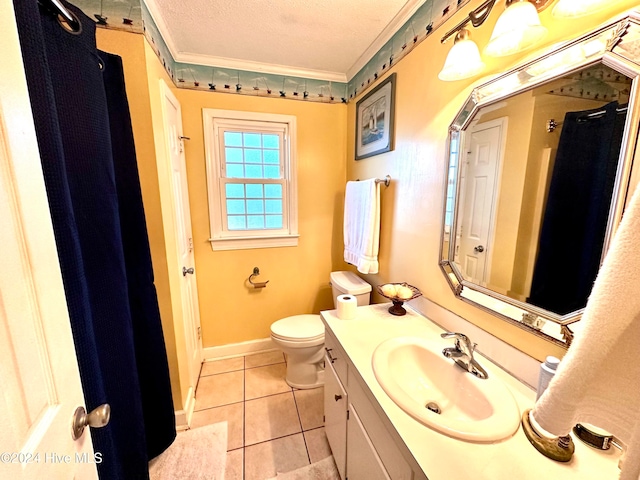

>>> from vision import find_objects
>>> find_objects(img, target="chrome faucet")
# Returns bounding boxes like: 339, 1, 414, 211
441, 332, 489, 379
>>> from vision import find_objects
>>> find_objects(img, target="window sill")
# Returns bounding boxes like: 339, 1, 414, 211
208, 234, 299, 251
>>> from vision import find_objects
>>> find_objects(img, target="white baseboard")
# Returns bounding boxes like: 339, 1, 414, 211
174, 385, 195, 431
202, 337, 276, 361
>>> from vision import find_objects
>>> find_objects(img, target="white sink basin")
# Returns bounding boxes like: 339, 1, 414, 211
372, 336, 520, 442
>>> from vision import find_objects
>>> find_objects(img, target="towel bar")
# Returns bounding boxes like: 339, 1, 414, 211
356, 175, 391, 187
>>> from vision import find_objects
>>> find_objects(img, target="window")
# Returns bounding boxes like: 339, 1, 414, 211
203, 109, 298, 250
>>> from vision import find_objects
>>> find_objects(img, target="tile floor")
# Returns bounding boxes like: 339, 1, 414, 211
192, 351, 332, 480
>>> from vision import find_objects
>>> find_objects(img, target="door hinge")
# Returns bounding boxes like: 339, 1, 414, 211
347, 410, 350, 420
197, 326, 201, 340
323, 415, 325, 423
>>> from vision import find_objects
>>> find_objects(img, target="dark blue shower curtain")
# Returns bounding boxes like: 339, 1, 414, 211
528, 101, 627, 315
13, 1, 175, 478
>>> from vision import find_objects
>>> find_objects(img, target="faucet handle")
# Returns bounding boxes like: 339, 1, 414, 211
440, 331, 468, 342
440, 332, 474, 352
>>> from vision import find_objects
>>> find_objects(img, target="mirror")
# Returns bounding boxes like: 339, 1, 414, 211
440, 14, 640, 346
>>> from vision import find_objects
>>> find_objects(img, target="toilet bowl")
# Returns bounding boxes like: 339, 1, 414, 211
271, 314, 325, 389
270, 271, 371, 389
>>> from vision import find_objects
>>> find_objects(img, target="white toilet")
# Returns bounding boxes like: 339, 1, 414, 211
270, 271, 372, 389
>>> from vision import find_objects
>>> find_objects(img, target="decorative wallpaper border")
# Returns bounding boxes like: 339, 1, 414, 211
71, 0, 469, 103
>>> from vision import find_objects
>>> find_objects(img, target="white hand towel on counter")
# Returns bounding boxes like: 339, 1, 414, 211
532, 185, 640, 480
344, 179, 380, 274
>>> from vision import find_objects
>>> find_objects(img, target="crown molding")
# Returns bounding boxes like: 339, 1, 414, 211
143, 0, 346, 83
346, 0, 425, 80
143, 0, 181, 60
175, 52, 347, 83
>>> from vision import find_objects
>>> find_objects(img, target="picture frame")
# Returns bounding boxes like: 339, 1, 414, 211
355, 73, 396, 160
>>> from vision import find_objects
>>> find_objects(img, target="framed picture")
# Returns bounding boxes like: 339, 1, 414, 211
355, 73, 396, 160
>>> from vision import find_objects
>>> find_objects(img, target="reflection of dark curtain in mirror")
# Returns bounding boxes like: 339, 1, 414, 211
528, 101, 627, 315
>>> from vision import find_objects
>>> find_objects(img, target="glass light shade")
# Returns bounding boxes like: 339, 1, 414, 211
552, 0, 624, 18
438, 31, 485, 81
485, 0, 547, 57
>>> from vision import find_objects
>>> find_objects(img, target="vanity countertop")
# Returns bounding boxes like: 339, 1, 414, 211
321, 303, 621, 480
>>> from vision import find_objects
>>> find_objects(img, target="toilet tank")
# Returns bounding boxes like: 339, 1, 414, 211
330, 271, 372, 307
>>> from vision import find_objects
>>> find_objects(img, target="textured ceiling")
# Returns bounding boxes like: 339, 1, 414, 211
146, 0, 418, 81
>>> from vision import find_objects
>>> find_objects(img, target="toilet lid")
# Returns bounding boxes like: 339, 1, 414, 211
271, 314, 324, 342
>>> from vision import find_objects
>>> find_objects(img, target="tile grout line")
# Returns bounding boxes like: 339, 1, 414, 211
290, 389, 312, 465
200, 360, 285, 378
196, 352, 302, 480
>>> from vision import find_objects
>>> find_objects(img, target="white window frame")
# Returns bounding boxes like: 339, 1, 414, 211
203, 109, 298, 250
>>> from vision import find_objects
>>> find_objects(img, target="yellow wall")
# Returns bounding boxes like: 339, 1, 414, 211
98, 0, 640, 387
471, 93, 535, 294
175, 91, 347, 347
346, 1, 640, 361
96, 30, 189, 410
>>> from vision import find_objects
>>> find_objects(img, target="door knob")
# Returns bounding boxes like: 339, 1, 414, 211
183, 266, 195, 276
474, 245, 485, 253
71, 404, 110, 440
334, 394, 342, 401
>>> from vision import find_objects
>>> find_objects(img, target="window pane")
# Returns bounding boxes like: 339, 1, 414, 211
226, 164, 244, 178
246, 184, 264, 198
247, 215, 265, 229
245, 165, 263, 178
266, 215, 283, 229
244, 149, 262, 164
225, 147, 243, 163
224, 131, 242, 147
264, 166, 280, 179
228, 215, 247, 230
263, 134, 279, 149
247, 200, 264, 214
226, 183, 245, 198
243, 133, 261, 148
263, 150, 280, 164
226, 199, 245, 214
265, 184, 282, 198
265, 199, 282, 214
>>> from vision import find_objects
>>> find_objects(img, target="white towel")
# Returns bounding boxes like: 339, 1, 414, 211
532, 186, 640, 480
344, 179, 380, 274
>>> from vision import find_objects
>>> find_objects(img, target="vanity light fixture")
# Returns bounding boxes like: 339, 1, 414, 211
438, 29, 485, 81
552, 0, 625, 18
438, 0, 553, 81
485, 0, 548, 57
437, 0, 498, 82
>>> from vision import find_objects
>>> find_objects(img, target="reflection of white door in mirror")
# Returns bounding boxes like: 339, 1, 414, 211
440, 12, 640, 346
457, 118, 506, 286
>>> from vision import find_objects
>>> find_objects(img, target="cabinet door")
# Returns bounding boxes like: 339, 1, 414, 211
347, 405, 391, 480
324, 356, 348, 480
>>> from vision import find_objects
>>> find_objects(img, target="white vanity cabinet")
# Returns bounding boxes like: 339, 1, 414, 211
324, 329, 417, 480
324, 356, 348, 480
347, 404, 391, 480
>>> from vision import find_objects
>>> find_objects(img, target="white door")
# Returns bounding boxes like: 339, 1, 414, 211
160, 82, 203, 390
0, 3, 97, 477
457, 119, 505, 284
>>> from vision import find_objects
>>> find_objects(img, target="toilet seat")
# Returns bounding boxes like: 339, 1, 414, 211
270, 314, 324, 343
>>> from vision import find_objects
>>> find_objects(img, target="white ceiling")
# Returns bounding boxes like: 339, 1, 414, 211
145, 0, 424, 82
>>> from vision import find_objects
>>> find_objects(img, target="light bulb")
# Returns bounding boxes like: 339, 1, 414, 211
485, 0, 547, 57
438, 29, 485, 82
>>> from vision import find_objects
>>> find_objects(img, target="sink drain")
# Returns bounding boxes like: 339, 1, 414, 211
425, 402, 441, 414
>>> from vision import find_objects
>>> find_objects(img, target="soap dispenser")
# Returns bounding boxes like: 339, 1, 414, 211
536, 356, 560, 400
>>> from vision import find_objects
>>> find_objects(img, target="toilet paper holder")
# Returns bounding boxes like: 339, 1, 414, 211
248, 267, 269, 289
